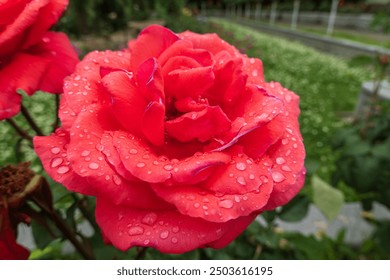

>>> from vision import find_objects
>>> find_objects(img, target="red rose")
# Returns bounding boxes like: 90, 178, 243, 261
0, 0, 79, 120
0, 207, 29, 260
34, 25, 306, 254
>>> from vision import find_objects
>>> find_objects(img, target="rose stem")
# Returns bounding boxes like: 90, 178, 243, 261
52, 94, 60, 132
135, 247, 148, 260
6, 118, 33, 141
31, 196, 95, 260
72, 194, 100, 233
20, 105, 44, 136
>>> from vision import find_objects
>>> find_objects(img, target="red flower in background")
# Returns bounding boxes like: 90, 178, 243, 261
34, 25, 306, 254
0, 0, 79, 120
0, 207, 29, 260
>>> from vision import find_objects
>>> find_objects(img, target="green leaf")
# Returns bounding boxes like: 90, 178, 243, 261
278, 195, 310, 222
311, 175, 344, 220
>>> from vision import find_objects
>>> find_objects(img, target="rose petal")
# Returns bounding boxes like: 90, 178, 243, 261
0, 87, 21, 120
63, 50, 130, 119
208, 85, 284, 152
243, 56, 265, 84
128, 24, 179, 72
179, 31, 239, 56
165, 66, 215, 99
101, 70, 145, 136
96, 197, 257, 254
108, 131, 230, 184
20, 0, 68, 50
27, 31, 79, 94
261, 123, 306, 210
166, 106, 231, 142
151, 180, 273, 223
33, 128, 94, 195
205, 57, 247, 110
0, 0, 48, 56
0, 208, 30, 260
137, 58, 165, 146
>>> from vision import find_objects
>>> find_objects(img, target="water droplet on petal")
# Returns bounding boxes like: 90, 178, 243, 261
172, 226, 179, 233
51, 157, 63, 168
143, 239, 150, 245
42, 37, 50, 43
171, 237, 178, 244
219, 199, 234, 209
81, 150, 90, 157
113, 175, 122, 185
276, 157, 286, 165
234, 196, 241, 202
137, 162, 145, 168
248, 174, 255, 180
128, 226, 144, 236
194, 202, 200, 208
235, 162, 246, 171
129, 149, 138, 155
282, 165, 292, 172
272, 171, 286, 183
164, 164, 173, 171
57, 166, 70, 174
282, 138, 289, 145
141, 212, 158, 226
88, 162, 99, 170
51, 147, 61, 154
160, 230, 169, 239
237, 176, 246, 185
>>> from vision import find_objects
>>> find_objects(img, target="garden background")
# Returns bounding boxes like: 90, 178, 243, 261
1, 0, 390, 259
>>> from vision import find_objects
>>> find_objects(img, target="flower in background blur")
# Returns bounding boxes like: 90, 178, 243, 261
0, 0, 79, 120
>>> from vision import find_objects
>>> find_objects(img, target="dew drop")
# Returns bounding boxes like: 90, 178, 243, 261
42, 37, 50, 43
95, 143, 104, 151
137, 162, 146, 168
57, 166, 70, 174
234, 196, 241, 203
249, 173, 255, 180
276, 157, 286, 165
143, 239, 150, 245
235, 162, 246, 171
164, 164, 173, 171
272, 171, 286, 183
171, 237, 178, 244
252, 69, 258, 77
282, 138, 289, 145
159, 230, 169, 240
172, 226, 179, 233
51, 147, 61, 154
50, 157, 63, 168
282, 165, 292, 172
88, 162, 99, 170
128, 226, 144, 236
105, 175, 111, 181
81, 150, 90, 157
194, 202, 200, 208
219, 199, 234, 209
236, 176, 246, 185
113, 175, 122, 185
141, 212, 158, 226
129, 149, 138, 155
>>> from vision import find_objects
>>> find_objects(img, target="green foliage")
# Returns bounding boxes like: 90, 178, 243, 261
332, 104, 390, 211
371, 10, 390, 33
311, 175, 344, 220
